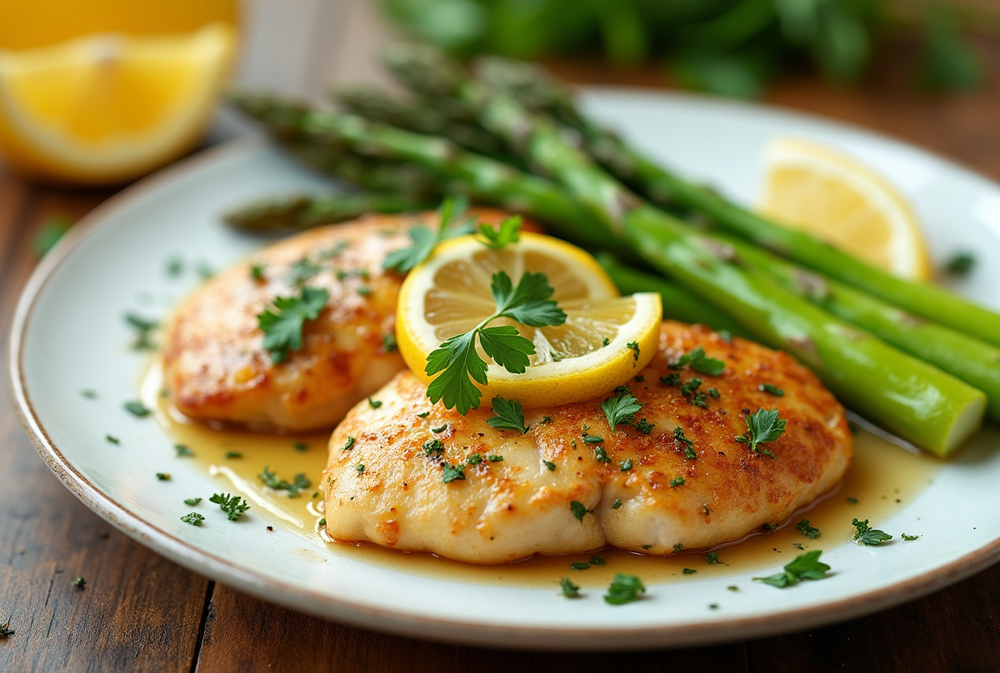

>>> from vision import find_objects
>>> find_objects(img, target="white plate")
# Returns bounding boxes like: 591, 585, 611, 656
10, 90, 1000, 650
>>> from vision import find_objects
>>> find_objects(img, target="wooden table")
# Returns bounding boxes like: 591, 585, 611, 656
3, 38, 1000, 673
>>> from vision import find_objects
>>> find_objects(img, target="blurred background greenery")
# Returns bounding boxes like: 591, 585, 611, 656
378, 0, 993, 97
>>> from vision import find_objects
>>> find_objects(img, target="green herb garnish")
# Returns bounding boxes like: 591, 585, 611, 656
735, 408, 786, 458
487, 397, 528, 433
604, 573, 645, 605
124, 401, 150, 418
754, 550, 830, 588
257, 286, 329, 363
184, 498, 201, 506
852, 518, 893, 546
600, 390, 643, 433
570, 500, 593, 523
425, 270, 566, 414
671, 346, 725, 375
258, 467, 311, 498
797, 519, 821, 539
478, 215, 521, 249
383, 197, 472, 273
181, 512, 205, 526
560, 577, 581, 598
442, 463, 466, 483
209, 492, 250, 521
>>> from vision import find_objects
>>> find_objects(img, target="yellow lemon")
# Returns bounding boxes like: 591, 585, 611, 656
0, 22, 235, 184
396, 232, 663, 410
759, 136, 931, 280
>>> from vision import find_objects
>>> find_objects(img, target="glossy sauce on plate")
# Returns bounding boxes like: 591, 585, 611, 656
143, 362, 941, 588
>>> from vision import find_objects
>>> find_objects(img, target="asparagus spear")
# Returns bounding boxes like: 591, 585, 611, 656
595, 253, 750, 337
447, 77, 986, 454
466, 53, 1000, 349
729, 237, 1000, 422
223, 192, 433, 233
232, 90, 987, 455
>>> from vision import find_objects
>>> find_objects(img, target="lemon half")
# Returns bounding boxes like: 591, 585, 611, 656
0, 22, 234, 184
759, 136, 931, 280
396, 232, 663, 409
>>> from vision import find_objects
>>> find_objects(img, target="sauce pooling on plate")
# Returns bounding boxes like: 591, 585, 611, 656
143, 361, 941, 587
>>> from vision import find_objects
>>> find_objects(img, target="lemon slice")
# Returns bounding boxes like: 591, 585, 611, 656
0, 22, 234, 184
396, 232, 663, 409
759, 136, 931, 280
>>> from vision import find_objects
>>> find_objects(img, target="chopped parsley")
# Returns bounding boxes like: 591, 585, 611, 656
671, 346, 725, 375
852, 518, 893, 546
258, 467, 311, 497
257, 286, 329, 363
124, 401, 150, 418
682, 568, 697, 574
627, 341, 641, 365
442, 463, 466, 483
125, 313, 159, 350
383, 197, 473, 273
293, 442, 307, 452
754, 550, 830, 588
619, 458, 633, 471
488, 455, 504, 462
106, 435, 120, 445
674, 426, 696, 459
902, 533, 920, 541
543, 460, 556, 471
355, 464, 365, 473
423, 439, 445, 456
72, 577, 87, 589
478, 215, 522, 249
335, 268, 370, 281
945, 252, 976, 276
174, 444, 194, 457
431, 424, 448, 433
705, 551, 725, 565
633, 418, 655, 434
673, 543, 684, 553
612, 498, 622, 509
250, 262, 267, 281
570, 500, 593, 523
367, 398, 383, 409
669, 476, 686, 488
285, 257, 322, 286
793, 542, 804, 550
341, 436, 356, 451
727, 585, 738, 592
604, 574, 645, 605
81, 389, 98, 399
487, 397, 528, 433
209, 492, 250, 521
382, 333, 398, 353
466, 454, 483, 466
708, 387, 720, 398
590, 556, 606, 566
415, 411, 430, 419
847, 497, 859, 504
181, 512, 205, 526
155, 472, 171, 481
735, 408, 786, 458
660, 373, 681, 386
796, 519, 821, 539
570, 562, 591, 570
593, 446, 612, 464
424, 270, 565, 414
600, 390, 643, 433
357, 285, 372, 297
759, 383, 785, 396
583, 434, 604, 444
183, 498, 202, 506
560, 577, 581, 598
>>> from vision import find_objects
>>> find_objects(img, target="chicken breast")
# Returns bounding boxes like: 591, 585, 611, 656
163, 209, 525, 431
323, 321, 852, 563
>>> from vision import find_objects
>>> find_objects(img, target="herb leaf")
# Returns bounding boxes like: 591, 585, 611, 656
560, 577, 581, 598
258, 467, 311, 498
478, 215, 522, 250
181, 512, 205, 526
487, 396, 528, 433
852, 518, 893, 546
601, 390, 643, 433
735, 408, 786, 457
571, 500, 593, 523
672, 346, 725, 375
604, 573, 646, 605
209, 492, 251, 521
425, 271, 565, 414
754, 550, 831, 588
257, 286, 329, 363
797, 519, 821, 539
383, 197, 472, 273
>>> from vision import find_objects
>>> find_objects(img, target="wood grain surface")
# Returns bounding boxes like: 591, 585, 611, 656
2, 28, 1000, 673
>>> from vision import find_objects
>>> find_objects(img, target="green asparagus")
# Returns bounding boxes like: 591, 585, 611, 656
223, 192, 433, 233
463, 53, 1000, 348
232, 89, 988, 454
728, 237, 1000, 422
595, 253, 750, 337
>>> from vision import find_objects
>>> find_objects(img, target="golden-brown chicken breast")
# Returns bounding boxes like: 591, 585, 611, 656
163, 209, 525, 431
323, 321, 852, 563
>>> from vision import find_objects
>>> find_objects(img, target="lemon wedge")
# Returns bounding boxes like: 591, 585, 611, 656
759, 136, 931, 280
396, 232, 663, 410
0, 22, 234, 184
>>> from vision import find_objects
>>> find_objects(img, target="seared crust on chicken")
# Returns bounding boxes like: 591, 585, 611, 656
323, 321, 852, 563
163, 209, 524, 431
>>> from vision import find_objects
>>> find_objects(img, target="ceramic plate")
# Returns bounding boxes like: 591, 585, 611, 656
10, 90, 1000, 650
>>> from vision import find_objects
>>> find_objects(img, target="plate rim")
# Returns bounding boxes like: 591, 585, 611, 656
8, 92, 1000, 650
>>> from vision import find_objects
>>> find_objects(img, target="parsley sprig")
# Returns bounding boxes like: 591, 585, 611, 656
604, 573, 646, 605
671, 346, 725, 375
754, 550, 830, 588
601, 390, 643, 433
258, 467, 311, 498
735, 408, 786, 458
257, 286, 329, 363
382, 197, 473, 273
209, 492, 250, 521
487, 397, 528, 433
425, 271, 566, 414
852, 518, 893, 546
478, 215, 521, 250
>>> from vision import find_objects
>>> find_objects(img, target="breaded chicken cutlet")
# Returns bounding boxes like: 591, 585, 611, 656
163, 209, 527, 431
323, 322, 853, 563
